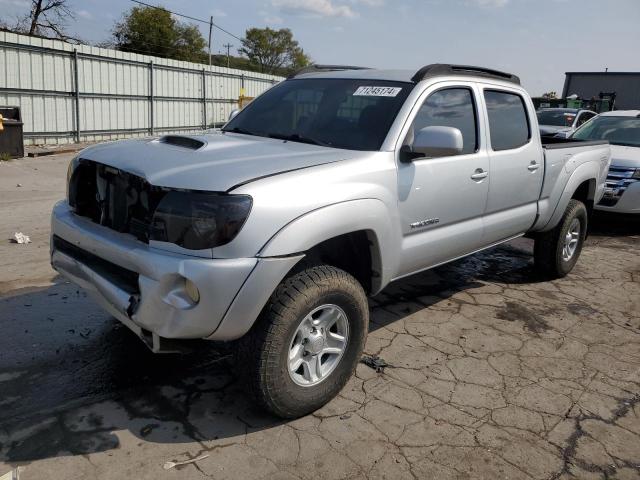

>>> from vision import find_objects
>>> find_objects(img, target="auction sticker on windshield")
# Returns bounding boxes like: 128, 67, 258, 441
353, 86, 402, 97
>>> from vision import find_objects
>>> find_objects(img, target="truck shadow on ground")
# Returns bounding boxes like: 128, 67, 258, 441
0, 214, 632, 465
589, 211, 640, 238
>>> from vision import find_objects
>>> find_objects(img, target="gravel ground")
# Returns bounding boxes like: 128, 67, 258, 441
1, 153, 639, 480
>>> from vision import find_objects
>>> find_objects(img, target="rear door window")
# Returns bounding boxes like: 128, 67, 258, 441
484, 90, 530, 151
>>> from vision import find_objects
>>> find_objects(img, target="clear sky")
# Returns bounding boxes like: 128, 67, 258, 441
2, 0, 639, 95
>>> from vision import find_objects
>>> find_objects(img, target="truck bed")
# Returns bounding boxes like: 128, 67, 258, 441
531, 138, 611, 232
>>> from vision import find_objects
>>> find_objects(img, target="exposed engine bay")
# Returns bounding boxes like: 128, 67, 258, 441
68, 160, 167, 243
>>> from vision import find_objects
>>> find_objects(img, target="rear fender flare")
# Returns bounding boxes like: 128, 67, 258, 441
539, 161, 599, 232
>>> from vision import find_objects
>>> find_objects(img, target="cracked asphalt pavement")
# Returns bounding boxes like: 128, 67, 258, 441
1, 154, 640, 479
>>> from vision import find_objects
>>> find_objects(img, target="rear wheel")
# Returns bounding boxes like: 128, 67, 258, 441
534, 199, 588, 278
238, 265, 368, 418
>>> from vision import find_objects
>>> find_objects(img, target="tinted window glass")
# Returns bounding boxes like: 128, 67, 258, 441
577, 112, 595, 126
485, 90, 530, 150
537, 109, 577, 127
223, 78, 413, 151
411, 88, 478, 154
572, 116, 640, 147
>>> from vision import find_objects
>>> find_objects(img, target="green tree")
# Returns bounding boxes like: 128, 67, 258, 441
239, 27, 310, 74
175, 24, 207, 63
542, 91, 558, 99
112, 6, 206, 62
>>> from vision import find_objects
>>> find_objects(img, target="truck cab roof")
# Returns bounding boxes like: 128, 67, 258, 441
291, 64, 521, 86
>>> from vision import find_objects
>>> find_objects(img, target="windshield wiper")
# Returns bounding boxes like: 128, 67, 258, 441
268, 133, 332, 147
223, 126, 259, 137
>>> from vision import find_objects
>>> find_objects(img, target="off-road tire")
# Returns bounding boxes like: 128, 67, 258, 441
534, 199, 588, 278
237, 265, 369, 418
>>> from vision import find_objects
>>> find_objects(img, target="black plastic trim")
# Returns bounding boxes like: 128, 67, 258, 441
159, 135, 205, 150
53, 235, 140, 294
542, 139, 610, 150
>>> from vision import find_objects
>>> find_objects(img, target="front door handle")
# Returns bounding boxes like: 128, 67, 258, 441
471, 169, 488, 181
528, 161, 540, 172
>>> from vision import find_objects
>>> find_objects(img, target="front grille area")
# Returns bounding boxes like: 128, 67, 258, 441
68, 160, 167, 243
53, 235, 140, 294
599, 166, 638, 207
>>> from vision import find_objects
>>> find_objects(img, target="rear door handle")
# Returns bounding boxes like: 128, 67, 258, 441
528, 161, 540, 172
470, 169, 488, 181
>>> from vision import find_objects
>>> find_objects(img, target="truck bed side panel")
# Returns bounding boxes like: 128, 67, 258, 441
532, 142, 610, 232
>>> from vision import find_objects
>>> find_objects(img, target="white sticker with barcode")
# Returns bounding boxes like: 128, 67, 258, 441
353, 86, 402, 97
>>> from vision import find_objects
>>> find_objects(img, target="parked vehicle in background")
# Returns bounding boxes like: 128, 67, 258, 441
51, 64, 611, 418
537, 108, 597, 138
571, 110, 640, 214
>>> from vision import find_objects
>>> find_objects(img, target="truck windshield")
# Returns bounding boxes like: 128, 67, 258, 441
572, 116, 640, 147
223, 78, 413, 151
537, 110, 576, 126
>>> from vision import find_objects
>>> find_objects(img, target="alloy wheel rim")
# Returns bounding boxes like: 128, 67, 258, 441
562, 218, 581, 262
287, 304, 349, 387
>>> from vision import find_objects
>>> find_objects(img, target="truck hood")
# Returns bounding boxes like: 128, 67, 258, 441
78, 132, 361, 191
610, 144, 640, 169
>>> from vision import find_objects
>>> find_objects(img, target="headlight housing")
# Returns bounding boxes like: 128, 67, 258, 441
66, 155, 80, 201
150, 191, 252, 250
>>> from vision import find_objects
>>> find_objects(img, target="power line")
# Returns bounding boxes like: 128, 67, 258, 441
130, 0, 244, 42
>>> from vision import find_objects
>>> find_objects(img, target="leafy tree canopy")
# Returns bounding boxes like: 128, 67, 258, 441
239, 27, 310, 74
112, 6, 206, 63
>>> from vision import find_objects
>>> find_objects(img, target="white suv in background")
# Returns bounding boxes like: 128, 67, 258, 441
537, 108, 597, 138
571, 110, 640, 214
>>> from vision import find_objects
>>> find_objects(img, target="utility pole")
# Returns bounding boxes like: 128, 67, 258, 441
208, 15, 213, 66
223, 43, 233, 68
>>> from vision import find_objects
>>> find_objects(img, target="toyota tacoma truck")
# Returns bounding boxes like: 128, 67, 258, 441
51, 64, 611, 418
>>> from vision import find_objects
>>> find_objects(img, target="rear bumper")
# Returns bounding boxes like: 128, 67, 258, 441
51, 201, 302, 346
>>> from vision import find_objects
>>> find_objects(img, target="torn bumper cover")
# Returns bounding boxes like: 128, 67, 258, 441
51, 201, 260, 346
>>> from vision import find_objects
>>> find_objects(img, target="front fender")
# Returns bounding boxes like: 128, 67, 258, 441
258, 198, 398, 293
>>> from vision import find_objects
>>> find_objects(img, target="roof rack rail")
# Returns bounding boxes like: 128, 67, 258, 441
411, 64, 520, 85
288, 64, 371, 79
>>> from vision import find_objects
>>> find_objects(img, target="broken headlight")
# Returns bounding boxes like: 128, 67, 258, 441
149, 191, 252, 250
66, 155, 80, 202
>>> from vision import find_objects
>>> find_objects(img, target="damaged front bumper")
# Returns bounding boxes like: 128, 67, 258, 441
50, 201, 261, 350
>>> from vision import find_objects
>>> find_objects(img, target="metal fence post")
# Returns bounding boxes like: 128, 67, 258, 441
202, 68, 207, 129
149, 61, 154, 136
73, 49, 81, 143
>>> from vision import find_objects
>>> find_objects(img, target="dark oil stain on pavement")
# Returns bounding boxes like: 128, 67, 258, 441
0, 284, 227, 425
567, 302, 598, 316
497, 301, 550, 333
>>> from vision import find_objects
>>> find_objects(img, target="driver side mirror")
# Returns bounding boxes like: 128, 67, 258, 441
409, 126, 464, 160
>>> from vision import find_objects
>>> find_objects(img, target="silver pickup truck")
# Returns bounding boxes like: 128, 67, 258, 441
51, 64, 610, 418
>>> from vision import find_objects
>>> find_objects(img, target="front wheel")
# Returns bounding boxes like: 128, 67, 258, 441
534, 199, 588, 278
238, 265, 369, 418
